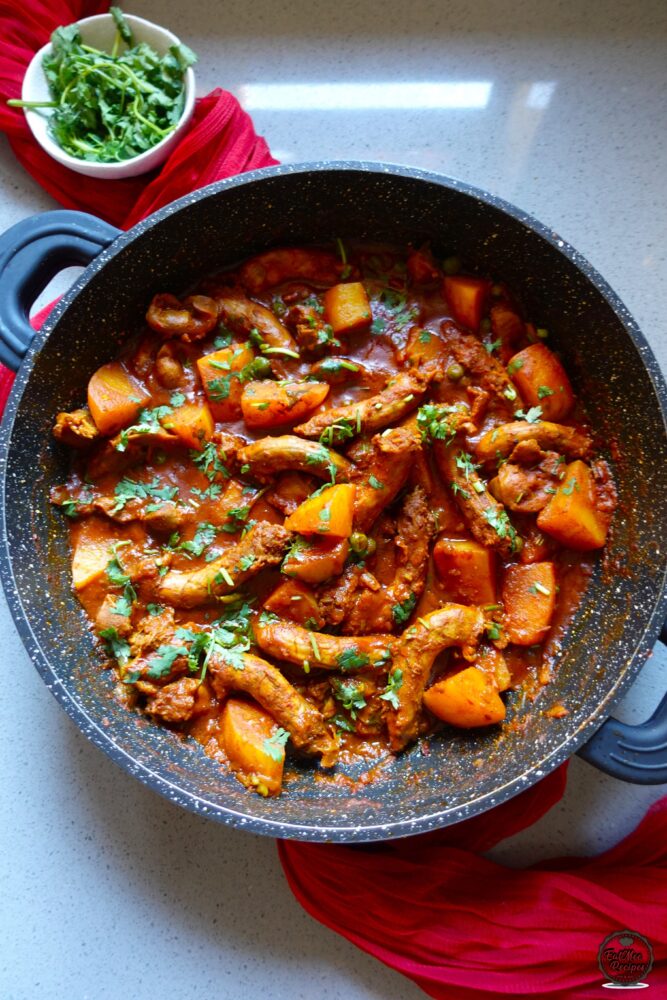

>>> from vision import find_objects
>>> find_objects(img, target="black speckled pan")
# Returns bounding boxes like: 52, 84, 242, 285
0, 162, 666, 842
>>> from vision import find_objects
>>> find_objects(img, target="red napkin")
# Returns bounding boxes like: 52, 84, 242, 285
2, 2, 666, 996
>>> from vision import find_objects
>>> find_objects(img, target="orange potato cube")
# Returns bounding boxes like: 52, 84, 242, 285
423, 666, 506, 728
404, 325, 449, 370
241, 380, 329, 429
87, 361, 150, 435
508, 343, 574, 420
220, 698, 285, 796
196, 344, 254, 421
443, 275, 491, 332
282, 536, 349, 584
162, 401, 214, 450
537, 460, 608, 550
284, 484, 355, 538
262, 579, 324, 628
502, 562, 556, 646
433, 537, 497, 606
473, 645, 512, 692
323, 282, 372, 336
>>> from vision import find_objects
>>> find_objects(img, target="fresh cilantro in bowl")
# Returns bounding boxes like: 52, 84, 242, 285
9, 7, 196, 163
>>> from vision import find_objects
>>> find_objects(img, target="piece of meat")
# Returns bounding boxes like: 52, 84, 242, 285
317, 565, 379, 631
155, 343, 184, 388
253, 618, 393, 670
475, 421, 592, 463
341, 485, 436, 633
489, 450, 563, 513
439, 320, 518, 407
129, 607, 176, 658
96, 594, 132, 636
294, 369, 432, 443
386, 604, 485, 750
215, 289, 299, 375
350, 425, 422, 533
286, 303, 339, 354
146, 294, 219, 342
434, 442, 522, 557
85, 430, 179, 480
159, 522, 292, 608
145, 676, 200, 722
238, 248, 348, 294
237, 435, 352, 483
208, 651, 338, 763
53, 407, 100, 448
309, 356, 374, 386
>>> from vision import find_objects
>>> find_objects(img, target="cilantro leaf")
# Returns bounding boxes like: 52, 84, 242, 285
514, 406, 543, 424
392, 594, 417, 626
336, 647, 370, 672
263, 727, 290, 761
379, 668, 404, 710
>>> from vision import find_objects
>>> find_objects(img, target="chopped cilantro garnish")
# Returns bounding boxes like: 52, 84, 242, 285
562, 477, 579, 496
379, 668, 404, 710
368, 474, 384, 490
336, 647, 371, 672
99, 627, 130, 664
482, 507, 519, 551
537, 385, 554, 399
392, 594, 417, 626
169, 391, 186, 407
417, 403, 467, 444
180, 522, 217, 557
263, 727, 290, 761
507, 357, 524, 375
331, 678, 367, 717
514, 406, 543, 424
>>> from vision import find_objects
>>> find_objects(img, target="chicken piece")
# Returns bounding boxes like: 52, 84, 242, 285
253, 618, 393, 670
146, 294, 219, 342
145, 676, 200, 723
350, 425, 422, 533
434, 442, 522, 557
239, 248, 347, 294
237, 435, 352, 483
159, 522, 292, 608
309, 356, 372, 386
208, 651, 337, 763
215, 289, 299, 371
85, 428, 179, 480
53, 407, 100, 449
129, 607, 176, 658
82, 496, 192, 534
155, 343, 184, 388
317, 564, 379, 631
489, 449, 563, 513
286, 303, 339, 354
386, 604, 486, 750
96, 594, 132, 637
294, 369, 433, 443
439, 320, 517, 407
407, 246, 440, 285
475, 421, 592, 464
341, 486, 435, 634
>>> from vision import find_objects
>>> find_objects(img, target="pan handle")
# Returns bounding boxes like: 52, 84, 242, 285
577, 621, 667, 783
0, 210, 121, 371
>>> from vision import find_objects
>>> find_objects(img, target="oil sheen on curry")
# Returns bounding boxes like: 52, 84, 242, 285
51, 243, 617, 797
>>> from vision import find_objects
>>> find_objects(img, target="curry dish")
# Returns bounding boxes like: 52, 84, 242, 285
51, 243, 617, 797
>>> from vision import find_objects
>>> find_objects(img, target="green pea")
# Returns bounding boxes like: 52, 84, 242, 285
446, 362, 465, 381
443, 255, 461, 275
349, 532, 369, 553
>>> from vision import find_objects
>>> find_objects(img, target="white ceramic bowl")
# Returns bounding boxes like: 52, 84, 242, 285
20, 13, 196, 179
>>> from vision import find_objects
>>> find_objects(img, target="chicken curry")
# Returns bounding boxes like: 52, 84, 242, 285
51, 243, 617, 797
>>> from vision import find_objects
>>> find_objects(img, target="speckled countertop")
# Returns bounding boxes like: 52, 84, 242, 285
1, 2, 666, 998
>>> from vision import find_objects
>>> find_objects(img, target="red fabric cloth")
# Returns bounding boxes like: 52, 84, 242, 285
279, 769, 667, 997
2, 4, 666, 997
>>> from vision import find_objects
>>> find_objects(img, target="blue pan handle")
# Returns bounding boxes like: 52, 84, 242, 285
0, 210, 121, 371
577, 622, 667, 783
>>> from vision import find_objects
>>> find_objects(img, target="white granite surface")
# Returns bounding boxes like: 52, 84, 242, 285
1, 2, 666, 997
